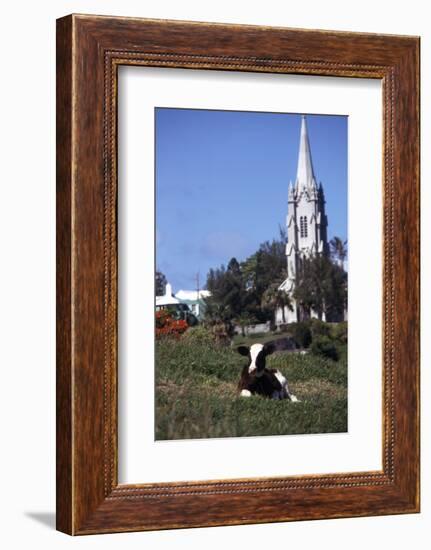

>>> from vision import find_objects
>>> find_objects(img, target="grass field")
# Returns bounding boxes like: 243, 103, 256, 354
155, 332, 347, 440
232, 331, 294, 347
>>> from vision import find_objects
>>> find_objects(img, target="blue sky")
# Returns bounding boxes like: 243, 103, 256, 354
155, 108, 347, 291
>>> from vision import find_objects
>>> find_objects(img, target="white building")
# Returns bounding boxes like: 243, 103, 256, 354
155, 283, 180, 307
175, 289, 211, 319
276, 115, 329, 324
155, 283, 211, 320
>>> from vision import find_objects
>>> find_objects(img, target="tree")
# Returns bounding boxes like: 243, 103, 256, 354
155, 270, 167, 296
294, 254, 347, 321
239, 228, 287, 321
261, 283, 293, 324
203, 300, 232, 324
294, 255, 327, 320
204, 228, 288, 328
241, 253, 258, 292
330, 237, 348, 267
205, 257, 247, 330
236, 312, 257, 337
324, 260, 348, 322
252, 232, 287, 296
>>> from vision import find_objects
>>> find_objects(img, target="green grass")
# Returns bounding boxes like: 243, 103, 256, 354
232, 331, 293, 347
155, 336, 347, 440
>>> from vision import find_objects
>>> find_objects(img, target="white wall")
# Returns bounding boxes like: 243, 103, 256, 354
0, 0, 428, 548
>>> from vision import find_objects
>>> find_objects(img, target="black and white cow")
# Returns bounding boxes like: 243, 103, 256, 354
237, 343, 298, 401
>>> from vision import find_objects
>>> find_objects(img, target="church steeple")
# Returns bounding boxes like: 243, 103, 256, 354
277, 113, 333, 324
296, 115, 317, 192
288, 180, 295, 201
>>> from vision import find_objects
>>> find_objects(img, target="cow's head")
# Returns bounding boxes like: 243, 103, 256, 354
237, 342, 275, 376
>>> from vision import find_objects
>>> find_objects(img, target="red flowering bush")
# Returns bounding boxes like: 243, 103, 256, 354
155, 310, 188, 339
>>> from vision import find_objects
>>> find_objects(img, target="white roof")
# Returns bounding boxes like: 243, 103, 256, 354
156, 295, 180, 306
175, 289, 211, 301
156, 282, 180, 305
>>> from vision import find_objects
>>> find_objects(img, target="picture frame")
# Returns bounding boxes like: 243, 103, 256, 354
56, 14, 420, 535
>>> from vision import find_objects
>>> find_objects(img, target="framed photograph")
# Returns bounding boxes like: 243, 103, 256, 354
56, 14, 420, 535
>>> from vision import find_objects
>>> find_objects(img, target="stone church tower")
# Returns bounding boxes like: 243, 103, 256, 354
276, 115, 328, 324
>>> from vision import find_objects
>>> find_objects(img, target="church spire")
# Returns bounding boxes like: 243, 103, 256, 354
296, 115, 317, 191
288, 180, 295, 201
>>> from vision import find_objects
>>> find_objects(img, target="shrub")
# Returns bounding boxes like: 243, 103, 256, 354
181, 325, 220, 346
155, 310, 188, 339
288, 321, 312, 349
201, 321, 233, 345
310, 335, 339, 361
310, 319, 332, 339
331, 321, 348, 344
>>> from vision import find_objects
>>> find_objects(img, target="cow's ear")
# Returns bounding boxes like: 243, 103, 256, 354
237, 346, 250, 357
263, 343, 275, 355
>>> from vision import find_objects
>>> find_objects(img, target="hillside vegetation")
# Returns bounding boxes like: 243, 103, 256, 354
155, 325, 347, 440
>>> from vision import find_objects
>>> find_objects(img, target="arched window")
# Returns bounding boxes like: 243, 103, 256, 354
300, 216, 308, 238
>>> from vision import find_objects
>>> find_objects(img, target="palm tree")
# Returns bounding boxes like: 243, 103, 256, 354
203, 300, 235, 338
236, 312, 256, 337
329, 237, 348, 268
261, 283, 293, 324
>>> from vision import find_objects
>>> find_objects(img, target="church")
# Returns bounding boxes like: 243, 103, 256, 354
275, 115, 330, 324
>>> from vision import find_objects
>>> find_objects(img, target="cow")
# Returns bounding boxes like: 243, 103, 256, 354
237, 343, 298, 401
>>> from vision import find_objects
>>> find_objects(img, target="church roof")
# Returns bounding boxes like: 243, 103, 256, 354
296, 115, 317, 192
